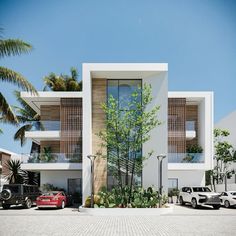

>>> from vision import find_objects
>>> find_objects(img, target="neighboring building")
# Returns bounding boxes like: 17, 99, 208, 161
0, 148, 21, 190
20, 63, 214, 202
215, 111, 236, 184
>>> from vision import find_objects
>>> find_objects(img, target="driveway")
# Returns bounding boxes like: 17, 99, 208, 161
0, 204, 235, 236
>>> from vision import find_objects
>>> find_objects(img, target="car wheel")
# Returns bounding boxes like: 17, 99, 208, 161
179, 196, 185, 205
224, 200, 230, 208
61, 200, 65, 209
2, 204, 10, 209
213, 205, 221, 210
24, 199, 32, 209
191, 198, 198, 209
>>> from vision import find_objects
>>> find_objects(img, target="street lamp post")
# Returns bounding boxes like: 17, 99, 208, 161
87, 155, 97, 208
157, 154, 166, 208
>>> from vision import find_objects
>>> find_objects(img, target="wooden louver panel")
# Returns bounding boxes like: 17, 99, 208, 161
60, 98, 82, 156
168, 98, 186, 153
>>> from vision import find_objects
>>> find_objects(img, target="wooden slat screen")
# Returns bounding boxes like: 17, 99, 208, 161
60, 98, 82, 156
168, 98, 186, 153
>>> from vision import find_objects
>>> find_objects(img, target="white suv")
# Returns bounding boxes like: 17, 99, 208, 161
179, 186, 221, 209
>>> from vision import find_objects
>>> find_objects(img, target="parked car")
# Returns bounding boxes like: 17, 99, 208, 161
179, 186, 221, 209
36, 191, 71, 209
220, 191, 236, 208
0, 184, 41, 209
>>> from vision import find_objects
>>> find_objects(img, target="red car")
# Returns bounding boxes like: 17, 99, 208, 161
36, 191, 67, 209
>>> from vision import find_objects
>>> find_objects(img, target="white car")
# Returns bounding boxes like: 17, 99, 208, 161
220, 191, 236, 208
179, 186, 221, 209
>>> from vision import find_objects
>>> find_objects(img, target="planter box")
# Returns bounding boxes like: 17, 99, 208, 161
79, 205, 173, 216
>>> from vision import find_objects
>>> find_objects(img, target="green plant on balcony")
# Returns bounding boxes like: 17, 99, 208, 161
39, 147, 55, 163
186, 144, 203, 154
182, 144, 203, 163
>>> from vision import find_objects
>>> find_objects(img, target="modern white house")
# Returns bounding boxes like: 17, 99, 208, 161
20, 63, 214, 203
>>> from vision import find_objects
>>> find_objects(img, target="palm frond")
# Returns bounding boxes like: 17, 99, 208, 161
0, 66, 37, 94
0, 92, 18, 124
0, 39, 32, 58
70, 67, 78, 80
14, 124, 32, 146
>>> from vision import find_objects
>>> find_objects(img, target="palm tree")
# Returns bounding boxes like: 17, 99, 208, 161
43, 67, 82, 91
24, 171, 39, 185
13, 90, 40, 146
0, 30, 37, 128
4, 159, 25, 184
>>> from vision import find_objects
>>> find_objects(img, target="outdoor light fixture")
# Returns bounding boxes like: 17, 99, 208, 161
157, 154, 166, 208
87, 155, 97, 208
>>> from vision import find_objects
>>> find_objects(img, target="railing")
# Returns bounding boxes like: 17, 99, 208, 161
28, 121, 60, 131
21, 153, 82, 164
168, 153, 204, 163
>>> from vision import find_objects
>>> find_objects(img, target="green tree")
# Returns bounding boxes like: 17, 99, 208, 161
97, 84, 161, 201
210, 128, 236, 191
43, 67, 82, 91
13, 90, 40, 146
0, 30, 37, 129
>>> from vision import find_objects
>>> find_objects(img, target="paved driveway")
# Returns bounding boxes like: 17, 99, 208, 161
0, 204, 235, 236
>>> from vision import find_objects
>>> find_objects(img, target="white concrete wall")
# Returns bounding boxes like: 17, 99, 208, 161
142, 72, 168, 193
40, 170, 82, 191
168, 170, 205, 189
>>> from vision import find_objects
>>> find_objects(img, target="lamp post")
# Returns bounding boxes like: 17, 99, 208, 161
87, 155, 97, 208
157, 154, 166, 208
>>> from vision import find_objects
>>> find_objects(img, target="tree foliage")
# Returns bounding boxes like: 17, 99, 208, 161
97, 84, 161, 200
208, 128, 236, 190
0, 30, 37, 131
43, 67, 82, 91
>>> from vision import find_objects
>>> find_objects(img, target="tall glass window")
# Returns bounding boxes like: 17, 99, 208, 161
107, 79, 142, 190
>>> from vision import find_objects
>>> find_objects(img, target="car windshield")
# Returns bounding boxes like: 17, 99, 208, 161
192, 187, 211, 192
230, 192, 236, 196
42, 192, 59, 196
3, 185, 20, 193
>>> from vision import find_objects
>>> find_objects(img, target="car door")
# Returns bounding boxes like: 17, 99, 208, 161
185, 187, 192, 202
220, 192, 227, 204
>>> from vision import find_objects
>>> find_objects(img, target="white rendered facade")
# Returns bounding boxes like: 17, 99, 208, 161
20, 63, 214, 202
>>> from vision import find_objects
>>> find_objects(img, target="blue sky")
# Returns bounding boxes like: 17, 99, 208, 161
0, 0, 236, 154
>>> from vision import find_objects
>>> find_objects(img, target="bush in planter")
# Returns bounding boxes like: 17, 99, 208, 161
85, 186, 168, 208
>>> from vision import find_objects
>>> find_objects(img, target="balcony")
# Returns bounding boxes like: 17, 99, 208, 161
168, 153, 204, 163
168, 121, 196, 140
21, 153, 82, 171
25, 121, 60, 141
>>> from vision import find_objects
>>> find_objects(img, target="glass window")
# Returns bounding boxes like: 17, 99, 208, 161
107, 79, 142, 190
168, 178, 178, 192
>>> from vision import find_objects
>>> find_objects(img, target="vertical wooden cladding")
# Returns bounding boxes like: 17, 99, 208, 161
40, 106, 60, 121
0, 152, 11, 177
40, 141, 60, 153
60, 98, 82, 156
92, 78, 107, 193
168, 98, 186, 153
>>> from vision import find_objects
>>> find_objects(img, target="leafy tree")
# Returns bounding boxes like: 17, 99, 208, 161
0, 29, 37, 129
208, 128, 236, 191
13, 90, 40, 146
97, 84, 161, 201
43, 67, 82, 91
